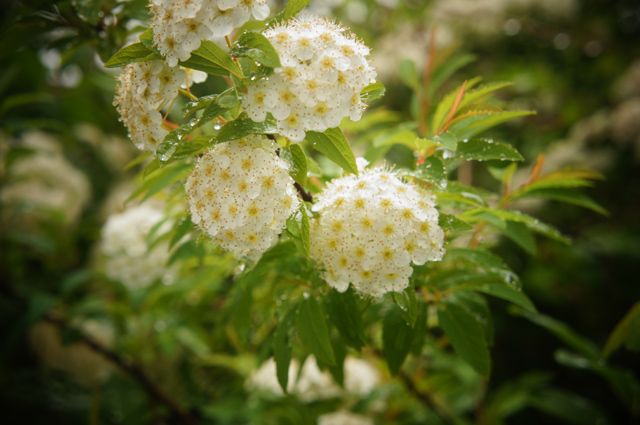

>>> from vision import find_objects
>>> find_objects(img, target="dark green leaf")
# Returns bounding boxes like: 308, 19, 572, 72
289, 143, 307, 184
360, 81, 386, 104
438, 301, 491, 375
274, 311, 294, 392
181, 41, 243, 78
232, 32, 280, 68
391, 287, 419, 327
104, 42, 159, 68
456, 138, 524, 162
513, 188, 608, 215
383, 305, 414, 374
503, 221, 537, 255
297, 297, 335, 366
299, 205, 310, 256
603, 302, 640, 358
306, 128, 358, 175
326, 288, 366, 349
511, 308, 599, 359
529, 389, 609, 425
271, 0, 310, 25
217, 114, 277, 141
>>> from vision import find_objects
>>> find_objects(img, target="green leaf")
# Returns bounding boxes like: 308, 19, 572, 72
360, 81, 386, 104
456, 138, 524, 162
503, 221, 537, 255
104, 42, 159, 68
217, 114, 277, 142
511, 308, 599, 359
512, 188, 608, 215
306, 128, 358, 175
399, 59, 419, 91
431, 77, 482, 132
603, 302, 640, 359
299, 205, 310, 256
289, 144, 307, 184
232, 31, 280, 68
297, 297, 335, 366
511, 169, 602, 195
448, 110, 535, 139
176, 327, 210, 357
413, 156, 447, 188
326, 288, 366, 349
273, 311, 294, 392
438, 301, 491, 375
462, 208, 570, 244
139, 28, 154, 49
271, 0, 310, 25
470, 283, 536, 313
181, 41, 243, 78
428, 54, 476, 98
529, 389, 610, 425
169, 217, 193, 249
383, 305, 414, 374
130, 161, 193, 201
391, 287, 420, 327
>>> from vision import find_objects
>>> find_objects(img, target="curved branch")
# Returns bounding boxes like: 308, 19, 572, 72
44, 313, 198, 425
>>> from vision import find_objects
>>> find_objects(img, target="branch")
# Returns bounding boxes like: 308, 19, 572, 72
43, 313, 199, 425
294, 181, 313, 202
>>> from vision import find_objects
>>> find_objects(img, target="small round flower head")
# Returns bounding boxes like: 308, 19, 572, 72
114, 61, 185, 152
311, 167, 445, 297
1, 132, 90, 226
318, 411, 374, 425
242, 15, 376, 142
150, 0, 270, 67
185, 136, 299, 261
101, 204, 175, 289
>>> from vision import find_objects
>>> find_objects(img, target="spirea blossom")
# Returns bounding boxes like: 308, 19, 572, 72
242, 16, 376, 141
318, 411, 374, 425
185, 136, 299, 260
311, 168, 445, 297
1, 132, 90, 226
150, 0, 270, 67
246, 356, 379, 401
114, 61, 185, 152
101, 204, 174, 289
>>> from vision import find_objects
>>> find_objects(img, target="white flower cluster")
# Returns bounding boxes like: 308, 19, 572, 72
243, 16, 376, 142
150, 0, 270, 67
114, 61, 185, 152
101, 204, 175, 289
311, 168, 445, 297
0, 132, 90, 226
185, 136, 299, 260
318, 411, 374, 425
246, 356, 379, 402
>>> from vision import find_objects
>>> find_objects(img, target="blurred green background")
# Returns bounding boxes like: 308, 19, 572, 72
1, 0, 639, 424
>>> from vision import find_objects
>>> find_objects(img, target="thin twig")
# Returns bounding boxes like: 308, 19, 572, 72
43, 313, 199, 425
294, 182, 313, 202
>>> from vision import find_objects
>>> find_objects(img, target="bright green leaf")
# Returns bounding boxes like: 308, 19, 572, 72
104, 42, 159, 68
181, 41, 243, 78
306, 128, 358, 175
232, 31, 280, 68
457, 138, 524, 162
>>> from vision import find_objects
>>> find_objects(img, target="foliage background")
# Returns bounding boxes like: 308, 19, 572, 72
1, 0, 639, 424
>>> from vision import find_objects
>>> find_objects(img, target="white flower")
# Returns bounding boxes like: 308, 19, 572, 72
113, 61, 186, 152
185, 136, 299, 261
311, 167, 445, 297
246, 355, 379, 402
150, 0, 270, 67
0, 132, 90, 226
243, 15, 377, 142
318, 411, 374, 425
101, 204, 175, 289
